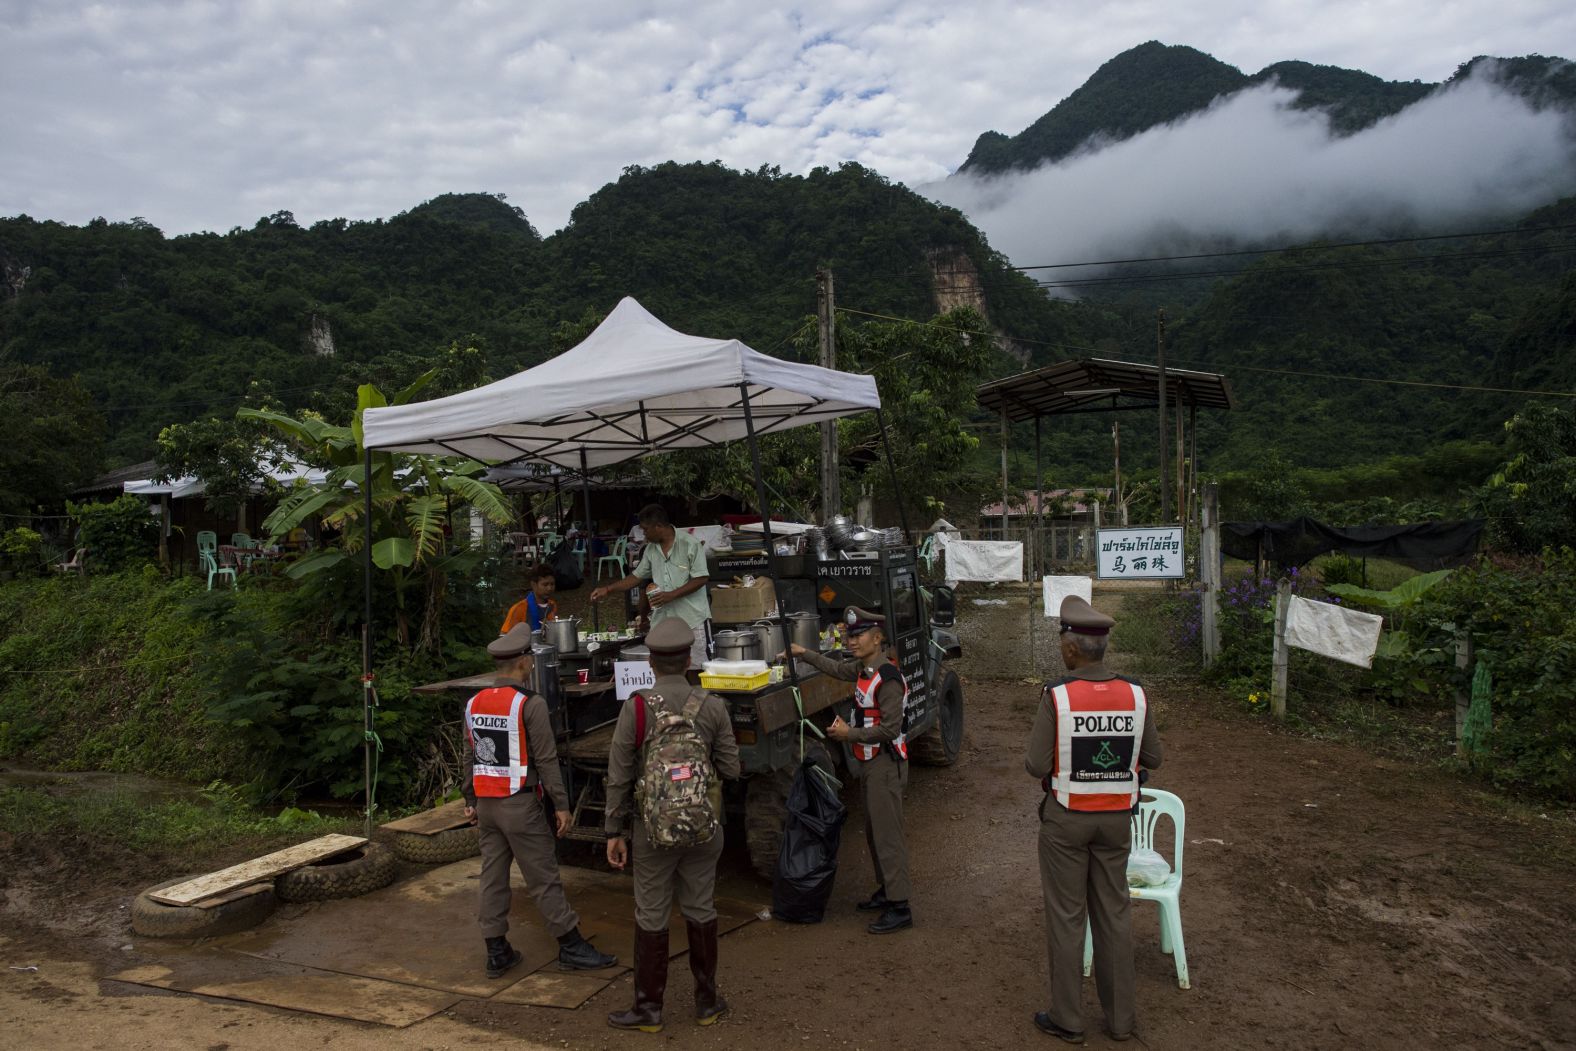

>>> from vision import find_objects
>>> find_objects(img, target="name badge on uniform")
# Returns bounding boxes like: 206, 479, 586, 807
669, 764, 694, 782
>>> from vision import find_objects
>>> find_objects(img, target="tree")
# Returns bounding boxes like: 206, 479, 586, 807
0, 364, 103, 515
154, 388, 293, 518
1479, 402, 1576, 552
239, 373, 515, 650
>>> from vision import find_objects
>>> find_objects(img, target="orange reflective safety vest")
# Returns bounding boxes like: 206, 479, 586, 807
850, 662, 909, 762
1048, 676, 1147, 812
465, 686, 533, 798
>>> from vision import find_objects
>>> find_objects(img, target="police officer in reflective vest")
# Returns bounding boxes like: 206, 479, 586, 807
789, 606, 914, 934
462, 624, 617, 978
1024, 595, 1163, 1043
604, 618, 741, 1032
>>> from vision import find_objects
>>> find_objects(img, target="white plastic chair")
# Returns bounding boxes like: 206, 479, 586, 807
1083, 787, 1189, 989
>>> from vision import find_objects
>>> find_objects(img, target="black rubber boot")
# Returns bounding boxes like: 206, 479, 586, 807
687, 918, 728, 1025
1033, 1010, 1086, 1043
855, 888, 890, 912
608, 926, 669, 1032
867, 901, 913, 934
484, 935, 523, 979
557, 926, 618, 971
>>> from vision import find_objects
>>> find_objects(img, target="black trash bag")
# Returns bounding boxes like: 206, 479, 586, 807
771, 757, 847, 924
550, 536, 584, 592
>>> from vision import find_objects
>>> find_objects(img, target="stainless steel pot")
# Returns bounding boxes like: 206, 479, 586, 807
543, 617, 581, 654
712, 629, 762, 662
752, 619, 786, 661
619, 643, 650, 662
786, 611, 821, 652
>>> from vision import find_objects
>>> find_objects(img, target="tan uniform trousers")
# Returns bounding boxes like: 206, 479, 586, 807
859, 754, 911, 902
476, 791, 578, 940
630, 821, 724, 932
1038, 799, 1135, 1036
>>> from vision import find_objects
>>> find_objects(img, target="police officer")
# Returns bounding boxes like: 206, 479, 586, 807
1024, 596, 1163, 1043
604, 618, 742, 1032
462, 624, 616, 979
788, 607, 913, 934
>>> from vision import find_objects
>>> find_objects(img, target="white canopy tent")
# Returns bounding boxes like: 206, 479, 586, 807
361, 296, 880, 467
348, 297, 900, 835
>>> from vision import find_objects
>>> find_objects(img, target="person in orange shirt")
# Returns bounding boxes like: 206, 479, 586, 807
501, 564, 558, 635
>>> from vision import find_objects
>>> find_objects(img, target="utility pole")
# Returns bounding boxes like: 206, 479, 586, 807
1112, 420, 1122, 510
1157, 308, 1170, 524
817, 269, 839, 518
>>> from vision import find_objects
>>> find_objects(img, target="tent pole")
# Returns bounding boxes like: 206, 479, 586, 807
361, 445, 375, 839
874, 406, 911, 544
738, 384, 805, 706
580, 448, 597, 632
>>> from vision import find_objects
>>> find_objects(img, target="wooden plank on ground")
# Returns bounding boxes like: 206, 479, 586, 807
193, 883, 271, 910
148, 834, 366, 906
382, 799, 470, 835
491, 970, 614, 1009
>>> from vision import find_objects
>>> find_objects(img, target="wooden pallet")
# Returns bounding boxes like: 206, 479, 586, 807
147, 834, 367, 906
381, 798, 471, 836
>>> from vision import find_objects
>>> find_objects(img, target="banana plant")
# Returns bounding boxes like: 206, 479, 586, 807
238, 371, 514, 649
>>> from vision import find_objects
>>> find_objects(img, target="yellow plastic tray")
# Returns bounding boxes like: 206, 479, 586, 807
699, 670, 771, 692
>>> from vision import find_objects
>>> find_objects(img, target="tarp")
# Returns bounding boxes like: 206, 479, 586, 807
945, 539, 1023, 582
1285, 596, 1384, 668
1221, 517, 1484, 570
1042, 575, 1094, 618
360, 297, 881, 466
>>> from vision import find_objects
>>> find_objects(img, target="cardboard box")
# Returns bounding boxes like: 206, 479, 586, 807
709, 577, 778, 623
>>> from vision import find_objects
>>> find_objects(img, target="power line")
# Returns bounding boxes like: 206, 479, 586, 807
834, 305, 1099, 357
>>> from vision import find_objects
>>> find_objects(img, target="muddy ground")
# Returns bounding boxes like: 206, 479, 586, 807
4, 645, 1575, 1048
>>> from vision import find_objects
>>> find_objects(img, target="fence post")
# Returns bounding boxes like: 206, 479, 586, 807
1271, 577, 1291, 720
1454, 631, 1474, 756
1200, 483, 1220, 666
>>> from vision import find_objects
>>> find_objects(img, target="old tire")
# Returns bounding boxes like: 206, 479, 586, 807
130, 877, 277, 939
390, 826, 480, 865
745, 740, 833, 880
910, 670, 964, 767
274, 842, 397, 903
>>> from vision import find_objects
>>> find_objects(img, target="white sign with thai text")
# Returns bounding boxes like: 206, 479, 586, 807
1096, 527, 1185, 579
614, 661, 656, 701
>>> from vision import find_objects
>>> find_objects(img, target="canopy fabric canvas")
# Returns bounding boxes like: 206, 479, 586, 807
359, 297, 881, 468
124, 463, 328, 499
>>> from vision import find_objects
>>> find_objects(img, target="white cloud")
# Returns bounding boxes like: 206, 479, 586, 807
926, 68, 1576, 275
0, 0, 1571, 234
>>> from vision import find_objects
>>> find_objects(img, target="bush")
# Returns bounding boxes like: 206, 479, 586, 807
66, 494, 157, 571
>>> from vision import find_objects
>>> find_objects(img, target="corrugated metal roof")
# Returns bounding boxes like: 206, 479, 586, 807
977, 358, 1234, 422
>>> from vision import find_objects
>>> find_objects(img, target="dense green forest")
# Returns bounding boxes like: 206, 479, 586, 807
2, 167, 1574, 520
960, 41, 1572, 175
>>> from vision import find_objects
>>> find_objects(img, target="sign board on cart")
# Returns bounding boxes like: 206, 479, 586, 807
614, 661, 656, 700
1096, 527, 1185, 580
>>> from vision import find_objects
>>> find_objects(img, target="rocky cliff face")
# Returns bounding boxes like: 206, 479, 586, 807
927, 246, 1029, 365
1, 251, 29, 299
304, 313, 335, 357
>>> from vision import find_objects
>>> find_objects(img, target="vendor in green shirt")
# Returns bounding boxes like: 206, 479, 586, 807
590, 504, 712, 667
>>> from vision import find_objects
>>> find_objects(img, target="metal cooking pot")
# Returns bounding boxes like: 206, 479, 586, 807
712, 629, 762, 662
786, 611, 821, 652
543, 617, 581, 654
752, 619, 786, 661
619, 643, 650, 662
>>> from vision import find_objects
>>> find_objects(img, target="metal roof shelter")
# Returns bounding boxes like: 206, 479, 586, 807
975, 358, 1234, 565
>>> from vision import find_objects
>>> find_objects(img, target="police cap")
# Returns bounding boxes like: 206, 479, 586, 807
645, 618, 695, 655
1058, 595, 1114, 636
844, 606, 886, 637
488, 624, 536, 659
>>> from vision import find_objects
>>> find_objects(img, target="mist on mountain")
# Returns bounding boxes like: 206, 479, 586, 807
926, 62, 1576, 278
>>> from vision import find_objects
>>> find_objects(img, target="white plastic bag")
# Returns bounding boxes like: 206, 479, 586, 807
1126, 847, 1170, 887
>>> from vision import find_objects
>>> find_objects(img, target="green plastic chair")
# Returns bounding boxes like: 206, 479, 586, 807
202, 550, 237, 590
540, 532, 562, 558
196, 531, 218, 555
918, 534, 937, 572
596, 536, 628, 580
1083, 787, 1189, 989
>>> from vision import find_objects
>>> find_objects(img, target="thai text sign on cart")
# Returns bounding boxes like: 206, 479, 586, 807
1096, 527, 1185, 580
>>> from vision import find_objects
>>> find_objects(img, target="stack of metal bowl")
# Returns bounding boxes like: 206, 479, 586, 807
805, 526, 831, 559
877, 526, 906, 549
824, 515, 856, 550
845, 527, 882, 551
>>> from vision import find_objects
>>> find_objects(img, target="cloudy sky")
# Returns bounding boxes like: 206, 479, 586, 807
2, 0, 1572, 243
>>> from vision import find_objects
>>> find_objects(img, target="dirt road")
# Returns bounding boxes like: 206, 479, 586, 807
4, 674, 1573, 1050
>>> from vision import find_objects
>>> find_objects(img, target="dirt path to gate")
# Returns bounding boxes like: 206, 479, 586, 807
4, 667, 1573, 1049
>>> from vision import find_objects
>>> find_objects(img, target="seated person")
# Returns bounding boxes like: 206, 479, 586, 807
501, 564, 558, 635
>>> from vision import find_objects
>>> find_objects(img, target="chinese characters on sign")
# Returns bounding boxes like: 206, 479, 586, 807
1096, 527, 1185, 580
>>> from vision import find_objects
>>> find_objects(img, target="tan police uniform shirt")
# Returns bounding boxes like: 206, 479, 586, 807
461, 685, 569, 809
797, 650, 905, 748
604, 674, 742, 835
1024, 662, 1163, 788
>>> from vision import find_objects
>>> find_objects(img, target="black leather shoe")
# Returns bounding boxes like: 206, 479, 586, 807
855, 888, 889, 912
867, 902, 913, 934
1102, 1025, 1133, 1042
558, 933, 618, 971
484, 936, 523, 979
1033, 1011, 1085, 1044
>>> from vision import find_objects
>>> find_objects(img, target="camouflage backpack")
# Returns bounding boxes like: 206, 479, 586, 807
633, 690, 718, 849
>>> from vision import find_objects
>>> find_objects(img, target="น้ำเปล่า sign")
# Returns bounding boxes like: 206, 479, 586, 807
1096, 527, 1185, 580
614, 660, 656, 701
